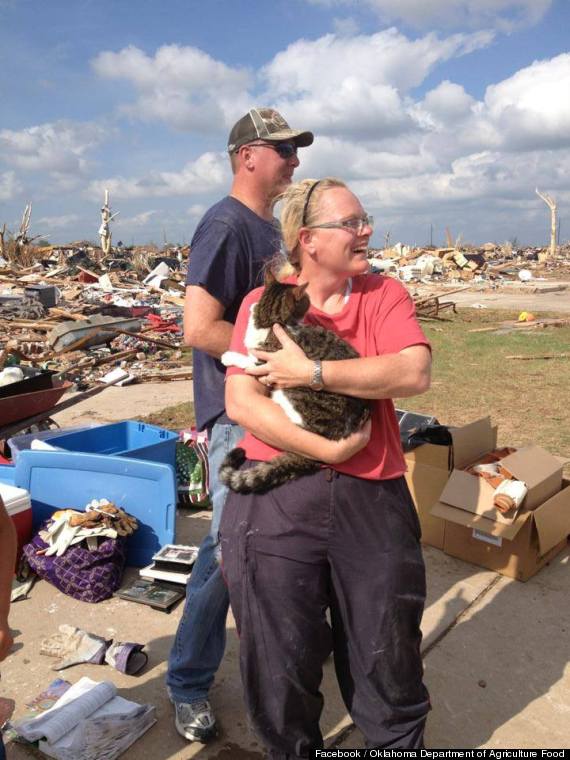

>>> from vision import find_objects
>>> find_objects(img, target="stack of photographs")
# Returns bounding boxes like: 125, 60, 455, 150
114, 578, 185, 612
138, 544, 199, 586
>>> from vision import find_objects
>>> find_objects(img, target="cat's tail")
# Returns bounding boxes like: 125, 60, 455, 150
219, 447, 320, 494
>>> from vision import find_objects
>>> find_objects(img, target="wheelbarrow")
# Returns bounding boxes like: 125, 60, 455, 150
0, 370, 125, 444
0, 373, 73, 439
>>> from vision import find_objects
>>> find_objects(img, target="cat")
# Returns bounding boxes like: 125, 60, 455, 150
219, 271, 371, 494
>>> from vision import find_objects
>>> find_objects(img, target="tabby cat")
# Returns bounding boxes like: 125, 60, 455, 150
219, 272, 370, 493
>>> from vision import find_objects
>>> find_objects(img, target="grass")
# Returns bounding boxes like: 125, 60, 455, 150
142, 400, 195, 430
399, 309, 570, 469
141, 308, 570, 467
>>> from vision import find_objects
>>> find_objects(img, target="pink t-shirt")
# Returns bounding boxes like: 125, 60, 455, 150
226, 273, 430, 480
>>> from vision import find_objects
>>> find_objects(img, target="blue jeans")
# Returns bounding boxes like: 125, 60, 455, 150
166, 422, 243, 704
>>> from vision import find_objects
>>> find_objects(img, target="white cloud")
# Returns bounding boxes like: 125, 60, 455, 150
88, 151, 230, 200
420, 80, 476, 122
3, 23, 562, 246
262, 28, 493, 139
118, 210, 159, 227
92, 44, 253, 131
187, 204, 207, 218
297, 135, 438, 180
35, 214, 80, 230
264, 28, 493, 96
309, 0, 552, 31
0, 170, 22, 200
281, 46, 570, 246
0, 121, 106, 175
483, 53, 570, 150
332, 16, 360, 36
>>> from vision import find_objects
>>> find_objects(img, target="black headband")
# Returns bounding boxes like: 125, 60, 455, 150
301, 180, 321, 226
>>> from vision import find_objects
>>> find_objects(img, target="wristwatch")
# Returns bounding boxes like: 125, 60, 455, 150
310, 359, 324, 391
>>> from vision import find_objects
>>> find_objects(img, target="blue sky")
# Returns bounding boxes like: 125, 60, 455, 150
1, 0, 569, 247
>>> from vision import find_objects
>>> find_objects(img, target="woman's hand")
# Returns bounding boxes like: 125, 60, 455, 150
319, 419, 372, 465
0, 618, 13, 662
246, 324, 313, 389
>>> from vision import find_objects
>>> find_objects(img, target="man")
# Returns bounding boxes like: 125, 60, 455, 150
0, 494, 17, 760
166, 107, 313, 743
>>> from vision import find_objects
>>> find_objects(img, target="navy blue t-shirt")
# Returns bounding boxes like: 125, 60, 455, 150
186, 196, 281, 432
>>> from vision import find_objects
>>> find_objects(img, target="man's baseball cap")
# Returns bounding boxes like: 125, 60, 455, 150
227, 107, 314, 154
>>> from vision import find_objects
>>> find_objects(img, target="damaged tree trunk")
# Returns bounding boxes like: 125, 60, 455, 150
535, 188, 557, 259
99, 189, 119, 256
15, 203, 32, 258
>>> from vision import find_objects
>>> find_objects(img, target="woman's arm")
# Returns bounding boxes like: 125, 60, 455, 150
226, 374, 371, 464
248, 325, 431, 399
0, 496, 16, 662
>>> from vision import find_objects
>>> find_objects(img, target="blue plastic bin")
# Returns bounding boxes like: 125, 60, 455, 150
52, 421, 178, 469
8, 424, 100, 462
14, 450, 176, 567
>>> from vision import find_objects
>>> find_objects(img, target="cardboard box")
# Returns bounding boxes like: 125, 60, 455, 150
404, 416, 496, 550
434, 481, 570, 581
431, 428, 570, 580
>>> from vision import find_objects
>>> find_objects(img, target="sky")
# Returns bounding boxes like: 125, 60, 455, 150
1, 0, 569, 248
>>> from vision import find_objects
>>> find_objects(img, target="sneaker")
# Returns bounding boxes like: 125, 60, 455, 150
173, 699, 217, 742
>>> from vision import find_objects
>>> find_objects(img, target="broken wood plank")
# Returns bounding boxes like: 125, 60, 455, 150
506, 353, 569, 360
98, 327, 180, 349
139, 368, 192, 381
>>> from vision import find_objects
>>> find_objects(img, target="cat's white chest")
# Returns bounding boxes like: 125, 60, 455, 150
221, 302, 269, 369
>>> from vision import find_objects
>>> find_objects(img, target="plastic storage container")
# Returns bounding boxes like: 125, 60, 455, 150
14, 449, 176, 567
8, 424, 100, 462
52, 421, 178, 469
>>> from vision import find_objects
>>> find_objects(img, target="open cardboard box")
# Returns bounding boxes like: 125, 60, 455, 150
404, 416, 496, 550
430, 422, 570, 580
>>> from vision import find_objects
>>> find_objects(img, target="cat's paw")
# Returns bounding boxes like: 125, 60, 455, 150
221, 351, 256, 369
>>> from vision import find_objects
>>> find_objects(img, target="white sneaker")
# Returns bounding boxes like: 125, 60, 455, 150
173, 699, 217, 742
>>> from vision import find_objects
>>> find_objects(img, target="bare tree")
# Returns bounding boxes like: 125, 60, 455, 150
535, 188, 558, 259
15, 203, 32, 257
99, 189, 119, 255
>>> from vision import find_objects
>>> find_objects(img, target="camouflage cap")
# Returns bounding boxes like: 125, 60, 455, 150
227, 107, 314, 154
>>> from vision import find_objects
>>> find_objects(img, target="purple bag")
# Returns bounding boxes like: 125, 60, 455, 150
22, 524, 126, 603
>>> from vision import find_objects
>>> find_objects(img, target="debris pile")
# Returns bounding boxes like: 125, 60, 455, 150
367, 241, 570, 318
0, 242, 191, 397
369, 241, 570, 288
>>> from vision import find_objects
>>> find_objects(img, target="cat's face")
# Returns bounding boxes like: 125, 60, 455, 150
254, 282, 310, 328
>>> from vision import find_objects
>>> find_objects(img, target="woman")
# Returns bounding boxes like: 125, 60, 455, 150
220, 178, 432, 757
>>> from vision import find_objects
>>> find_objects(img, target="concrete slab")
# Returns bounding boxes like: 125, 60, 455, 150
4, 521, 515, 758
437, 283, 570, 314
423, 546, 570, 749
3, 493, 569, 756
50, 380, 192, 428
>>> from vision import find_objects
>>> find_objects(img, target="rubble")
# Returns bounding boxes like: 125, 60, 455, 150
367, 241, 570, 317
2, 224, 569, 428
0, 242, 190, 429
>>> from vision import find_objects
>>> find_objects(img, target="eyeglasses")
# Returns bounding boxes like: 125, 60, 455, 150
308, 215, 374, 235
248, 142, 298, 159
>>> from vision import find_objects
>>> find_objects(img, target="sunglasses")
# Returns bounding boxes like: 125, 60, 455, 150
308, 215, 374, 235
248, 142, 298, 159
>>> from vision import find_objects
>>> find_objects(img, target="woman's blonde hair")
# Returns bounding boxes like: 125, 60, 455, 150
276, 177, 347, 273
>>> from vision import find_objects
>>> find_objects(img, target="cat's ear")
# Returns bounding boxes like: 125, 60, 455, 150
292, 282, 309, 300
264, 268, 277, 286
